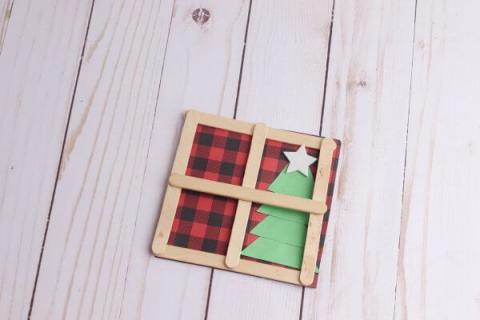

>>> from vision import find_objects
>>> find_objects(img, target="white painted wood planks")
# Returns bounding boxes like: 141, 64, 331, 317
0, 0, 93, 318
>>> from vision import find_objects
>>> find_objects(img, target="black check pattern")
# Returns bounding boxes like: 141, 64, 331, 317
168, 124, 251, 254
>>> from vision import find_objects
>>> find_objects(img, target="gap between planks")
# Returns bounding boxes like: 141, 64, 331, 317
26, 0, 97, 317
204, 0, 338, 318
205, 0, 253, 317
205, 0, 252, 320
392, 0, 418, 318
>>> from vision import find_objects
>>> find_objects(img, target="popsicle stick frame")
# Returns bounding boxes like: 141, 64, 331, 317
152, 110, 339, 286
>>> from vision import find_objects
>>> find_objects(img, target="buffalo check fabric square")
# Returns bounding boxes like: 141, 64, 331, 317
186, 124, 251, 185
169, 190, 237, 254
168, 124, 251, 254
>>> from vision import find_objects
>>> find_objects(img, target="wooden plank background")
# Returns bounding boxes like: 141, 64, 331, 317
1, 0, 479, 319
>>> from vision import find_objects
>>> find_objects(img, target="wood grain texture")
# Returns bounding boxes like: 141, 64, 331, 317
5, 0, 480, 318
0, 0, 14, 54
207, 0, 333, 319
29, 0, 174, 318
0, 0, 93, 318
395, 0, 480, 318
28, 0, 250, 319
168, 174, 327, 214
151, 111, 199, 255
123, 1, 249, 319
302, 0, 416, 319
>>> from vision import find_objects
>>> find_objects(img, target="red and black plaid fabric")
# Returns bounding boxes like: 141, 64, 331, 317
168, 125, 251, 254
167, 123, 341, 287
185, 124, 251, 185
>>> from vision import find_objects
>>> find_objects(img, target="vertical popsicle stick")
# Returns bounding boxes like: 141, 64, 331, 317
152, 110, 199, 255
225, 123, 267, 268
299, 138, 337, 285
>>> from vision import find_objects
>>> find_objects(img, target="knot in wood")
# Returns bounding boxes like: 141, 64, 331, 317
192, 8, 210, 24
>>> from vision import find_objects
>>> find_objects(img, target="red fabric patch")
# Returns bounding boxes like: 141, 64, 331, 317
168, 125, 251, 254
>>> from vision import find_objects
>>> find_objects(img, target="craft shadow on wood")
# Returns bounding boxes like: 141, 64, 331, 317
151, 110, 340, 287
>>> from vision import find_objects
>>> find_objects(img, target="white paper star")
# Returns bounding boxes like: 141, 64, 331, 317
283, 144, 317, 176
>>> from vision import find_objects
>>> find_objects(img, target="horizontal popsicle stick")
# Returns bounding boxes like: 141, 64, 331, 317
153, 245, 303, 286
169, 173, 328, 215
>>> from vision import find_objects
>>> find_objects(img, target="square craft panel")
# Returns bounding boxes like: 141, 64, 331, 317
152, 111, 340, 287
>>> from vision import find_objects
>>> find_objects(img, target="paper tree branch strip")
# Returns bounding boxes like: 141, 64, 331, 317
299, 138, 337, 285
241, 166, 314, 268
168, 174, 328, 215
258, 205, 308, 224
225, 123, 267, 268
249, 216, 306, 247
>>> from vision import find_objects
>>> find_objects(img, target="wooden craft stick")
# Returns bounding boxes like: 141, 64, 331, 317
268, 128, 323, 149
299, 138, 337, 286
152, 111, 199, 255
168, 174, 328, 215
225, 123, 267, 268
196, 110, 253, 134
194, 110, 324, 149
160, 245, 303, 285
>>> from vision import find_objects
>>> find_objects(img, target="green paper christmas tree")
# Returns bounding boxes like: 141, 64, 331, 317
241, 165, 315, 270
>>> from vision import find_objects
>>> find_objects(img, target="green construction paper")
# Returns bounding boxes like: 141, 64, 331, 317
241, 238, 320, 273
268, 167, 314, 199
250, 216, 307, 247
255, 166, 314, 224
257, 205, 309, 224
242, 238, 304, 269
242, 164, 321, 272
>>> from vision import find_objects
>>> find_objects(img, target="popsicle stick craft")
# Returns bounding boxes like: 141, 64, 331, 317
152, 110, 341, 287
